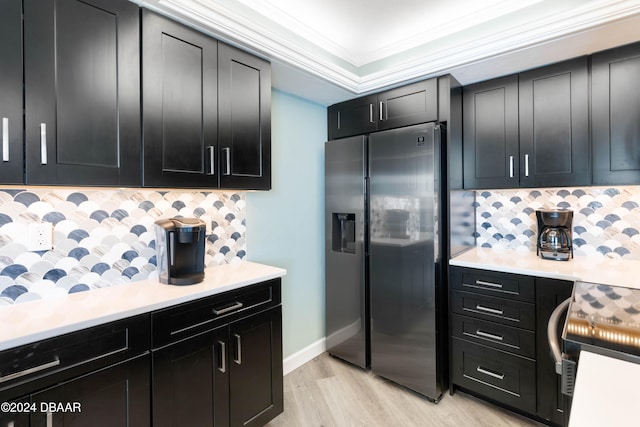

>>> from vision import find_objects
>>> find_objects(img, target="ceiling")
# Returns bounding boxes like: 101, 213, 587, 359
133, 0, 640, 105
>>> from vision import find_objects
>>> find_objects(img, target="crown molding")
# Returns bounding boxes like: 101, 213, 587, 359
138, 0, 640, 95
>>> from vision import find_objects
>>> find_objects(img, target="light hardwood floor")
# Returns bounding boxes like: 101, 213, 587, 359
266, 353, 543, 427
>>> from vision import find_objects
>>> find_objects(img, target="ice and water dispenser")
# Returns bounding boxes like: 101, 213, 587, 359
332, 213, 356, 254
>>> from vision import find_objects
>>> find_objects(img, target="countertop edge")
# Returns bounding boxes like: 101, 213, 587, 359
0, 262, 286, 351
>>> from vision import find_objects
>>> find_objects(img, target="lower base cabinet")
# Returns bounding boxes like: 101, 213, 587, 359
30, 355, 150, 427
450, 266, 572, 426
152, 306, 283, 427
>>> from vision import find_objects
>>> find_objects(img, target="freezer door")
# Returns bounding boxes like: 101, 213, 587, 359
325, 135, 368, 368
369, 122, 443, 400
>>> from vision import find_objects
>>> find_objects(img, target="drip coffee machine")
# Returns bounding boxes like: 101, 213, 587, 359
536, 209, 573, 261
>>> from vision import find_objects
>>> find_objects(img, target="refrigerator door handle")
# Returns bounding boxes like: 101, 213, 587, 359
433, 124, 441, 263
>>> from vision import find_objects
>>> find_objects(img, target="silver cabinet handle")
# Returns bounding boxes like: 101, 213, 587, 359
234, 333, 242, 364
207, 146, 215, 175
379, 101, 384, 121
476, 329, 504, 342
476, 304, 504, 316
40, 123, 47, 165
509, 156, 514, 178
222, 147, 230, 176
2, 117, 8, 162
337, 111, 341, 129
46, 411, 53, 427
524, 154, 529, 177
0, 358, 60, 384
217, 340, 226, 373
369, 104, 374, 123
212, 302, 243, 316
477, 366, 505, 380
476, 280, 503, 289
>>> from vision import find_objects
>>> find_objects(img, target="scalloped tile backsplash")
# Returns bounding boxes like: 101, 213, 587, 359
474, 186, 640, 260
0, 188, 245, 305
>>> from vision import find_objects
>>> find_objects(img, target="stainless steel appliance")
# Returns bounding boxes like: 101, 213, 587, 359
154, 217, 206, 285
548, 281, 640, 426
537, 209, 573, 260
325, 122, 447, 401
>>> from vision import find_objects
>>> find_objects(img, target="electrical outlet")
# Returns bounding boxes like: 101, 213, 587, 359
28, 222, 53, 251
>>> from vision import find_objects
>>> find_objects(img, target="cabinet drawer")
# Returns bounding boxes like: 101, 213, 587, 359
152, 278, 281, 348
450, 267, 534, 302
0, 314, 149, 399
451, 314, 535, 358
451, 337, 536, 414
451, 290, 535, 330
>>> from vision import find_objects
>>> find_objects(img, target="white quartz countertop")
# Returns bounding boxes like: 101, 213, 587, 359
0, 261, 286, 351
450, 247, 640, 289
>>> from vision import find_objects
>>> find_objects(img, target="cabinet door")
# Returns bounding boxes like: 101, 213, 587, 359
229, 307, 283, 427
24, 0, 140, 186
535, 278, 573, 425
327, 95, 378, 140
592, 42, 640, 185
218, 43, 272, 190
463, 75, 519, 189
0, 396, 30, 427
519, 57, 590, 187
0, 0, 23, 184
152, 327, 229, 427
377, 79, 438, 131
142, 10, 218, 188
30, 355, 150, 427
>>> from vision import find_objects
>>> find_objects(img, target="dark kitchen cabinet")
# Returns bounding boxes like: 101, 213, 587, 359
0, 0, 23, 184
592, 42, 640, 185
519, 57, 590, 188
0, 397, 30, 427
450, 266, 573, 425
218, 44, 272, 190
463, 75, 519, 189
463, 58, 589, 189
142, 9, 219, 188
0, 315, 150, 427
151, 279, 283, 427
327, 79, 438, 140
23, 0, 141, 186
30, 355, 150, 427
536, 277, 573, 426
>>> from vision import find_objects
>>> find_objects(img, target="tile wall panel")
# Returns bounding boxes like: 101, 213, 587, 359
0, 189, 246, 305
474, 186, 640, 260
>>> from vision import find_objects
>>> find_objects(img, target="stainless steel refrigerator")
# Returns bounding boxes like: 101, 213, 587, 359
325, 122, 447, 401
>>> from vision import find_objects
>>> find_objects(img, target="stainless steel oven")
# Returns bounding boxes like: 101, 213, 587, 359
548, 281, 640, 426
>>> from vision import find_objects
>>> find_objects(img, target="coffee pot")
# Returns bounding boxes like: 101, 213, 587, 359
536, 209, 573, 261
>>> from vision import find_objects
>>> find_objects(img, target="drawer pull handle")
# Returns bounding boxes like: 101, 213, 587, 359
217, 340, 226, 373
234, 333, 242, 365
476, 280, 503, 289
476, 366, 505, 380
212, 302, 243, 316
476, 329, 504, 341
0, 358, 60, 384
476, 305, 504, 316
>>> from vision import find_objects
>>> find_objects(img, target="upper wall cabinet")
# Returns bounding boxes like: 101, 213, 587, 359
518, 57, 590, 188
463, 75, 519, 189
592, 42, 640, 185
463, 58, 590, 189
218, 43, 272, 190
327, 79, 438, 140
24, 0, 141, 186
142, 10, 218, 188
0, 0, 22, 184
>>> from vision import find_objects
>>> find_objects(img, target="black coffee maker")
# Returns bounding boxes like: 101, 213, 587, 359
536, 209, 573, 261
154, 217, 206, 285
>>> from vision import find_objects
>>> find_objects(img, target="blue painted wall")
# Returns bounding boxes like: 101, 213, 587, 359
246, 89, 326, 358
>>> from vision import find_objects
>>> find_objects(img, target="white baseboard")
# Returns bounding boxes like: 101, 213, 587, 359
282, 337, 326, 375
